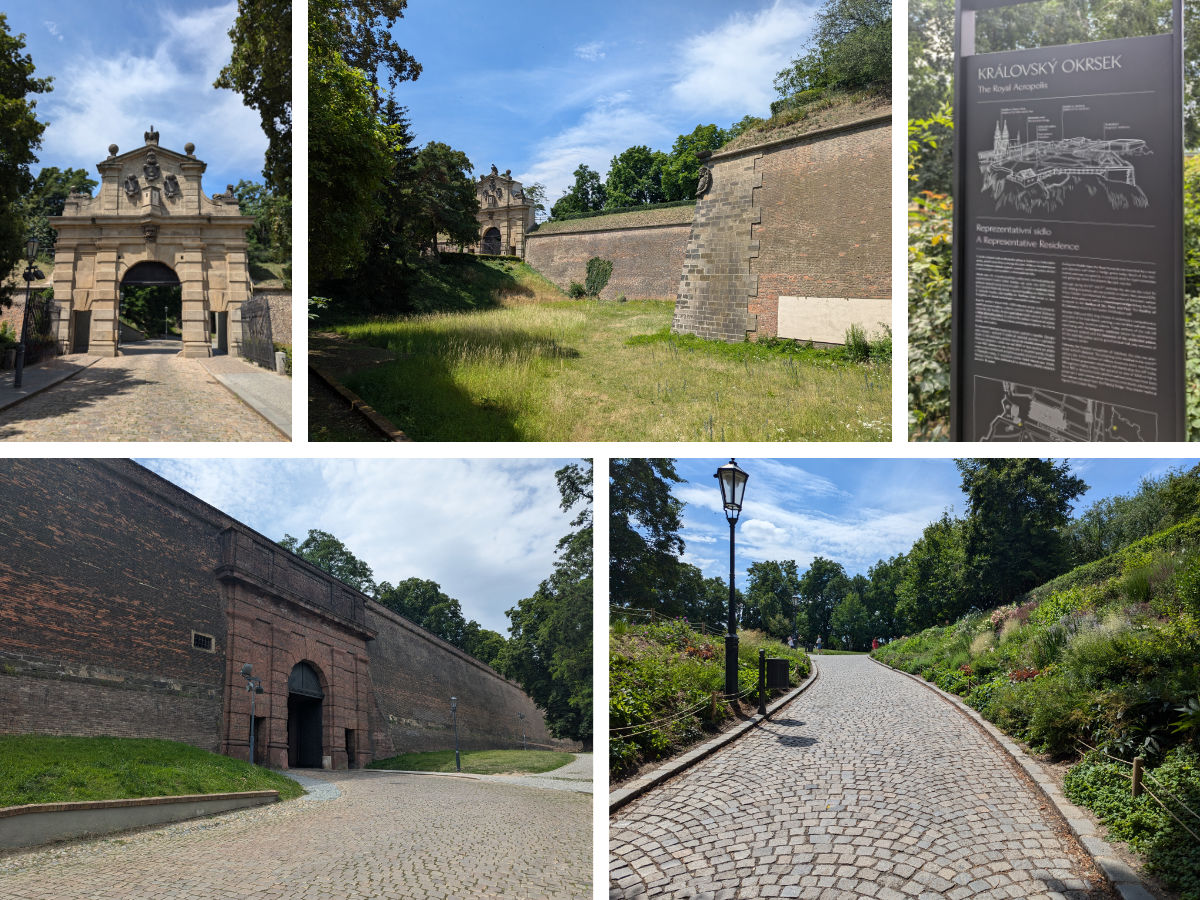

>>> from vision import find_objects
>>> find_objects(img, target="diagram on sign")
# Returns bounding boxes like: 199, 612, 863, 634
978, 109, 1152, 214
974, 376, 1157, 441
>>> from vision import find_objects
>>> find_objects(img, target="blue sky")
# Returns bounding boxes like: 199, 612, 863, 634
669, 458, 1199, 584
138, 458, 578, 635
6, 1, 265, 195
391, 0, 818, 206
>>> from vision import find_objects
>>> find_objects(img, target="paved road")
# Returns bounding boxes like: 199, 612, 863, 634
0, 341, 284, 441
0, 769, 591, 899
610, 655, 1111, 900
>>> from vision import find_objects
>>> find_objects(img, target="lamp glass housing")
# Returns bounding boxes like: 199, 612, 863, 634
25, 239, 37, 262
715, 459, 749, 523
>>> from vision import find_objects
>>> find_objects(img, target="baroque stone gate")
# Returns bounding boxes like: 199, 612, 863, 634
48, 127, 254, 358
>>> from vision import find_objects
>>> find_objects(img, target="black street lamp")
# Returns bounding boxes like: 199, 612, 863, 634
715, 459, 749, 697
518, 712, 526, 751
450, 696, 461, 772
240, 663, 264, 765
15, 238, 43, 390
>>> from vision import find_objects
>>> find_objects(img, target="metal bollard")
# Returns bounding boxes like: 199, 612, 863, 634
758, 649, 766, 715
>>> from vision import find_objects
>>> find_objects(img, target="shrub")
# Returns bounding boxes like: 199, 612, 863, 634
584, 257, 613, 297
845, 323, 871, 362
1065, 748, 1200, 899
567, 282, 586, 299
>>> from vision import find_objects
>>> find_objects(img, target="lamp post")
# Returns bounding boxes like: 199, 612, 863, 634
518, 712, 526, 751
715, 459, 749, 698
15, 238, 42, 389
240, 663, 264, 765
450, 696, 461, 772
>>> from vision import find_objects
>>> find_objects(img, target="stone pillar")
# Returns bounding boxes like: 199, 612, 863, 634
89, 243, 120, 357
177, 244, 210, 357
50, 246, 75, 353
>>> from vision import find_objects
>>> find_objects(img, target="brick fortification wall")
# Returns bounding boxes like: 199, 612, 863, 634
524, 205, 694, 300
673, 113, 891, 342
0, 459, 230, 749
366, 603, 574, 756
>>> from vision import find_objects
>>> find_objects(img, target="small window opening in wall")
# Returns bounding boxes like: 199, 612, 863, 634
192, 631, 215, 652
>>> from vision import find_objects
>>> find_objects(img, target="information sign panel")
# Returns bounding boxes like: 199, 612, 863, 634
951, 1, 1184, 441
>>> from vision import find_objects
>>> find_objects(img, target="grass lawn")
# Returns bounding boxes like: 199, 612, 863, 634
315, 259, 890, 442
366, 749, 574, 775
0, 735, 305, 808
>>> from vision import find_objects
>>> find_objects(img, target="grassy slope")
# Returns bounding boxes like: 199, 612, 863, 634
610, 620, 812, 778
872, 522, 1200, 898
0, 736, 305, 807
721, 91, 890, 153
366, 749, 573, 775
325, 258, 890, 442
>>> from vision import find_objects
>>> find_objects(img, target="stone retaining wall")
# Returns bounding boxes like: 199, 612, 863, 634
524, 206, 693, 300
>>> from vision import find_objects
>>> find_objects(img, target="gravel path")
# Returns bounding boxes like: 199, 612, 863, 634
610, 655, 1113, 900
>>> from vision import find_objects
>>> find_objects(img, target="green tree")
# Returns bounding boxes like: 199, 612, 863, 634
894, 512, 966, 631
214, 0, 292, 193
609, 459, 685, 612
499, 461, 593, 744
957, 458, 1088, 607
120, 284, 181, 337
796, 557, 850, 644
604, 145, 667, 208
521, 181, 547, 220
743, 560, 802, 639
375, 577, 468, 646
324, 0, 421, 98
308, 0, 399, 281
774, 0, 891, 103
279, 528, 377, 595
668, 564, 730, 634
829, 592, 872, 650
0, 14, 51, 308
20, 167, 96, 255
660, 125, 727, 201
461, 621, 507, 668
549, 164, 607, 219
862, 553, 905, 639
232, 180, 291, 269
908, 0, 954, 121
404, 141, 478, 257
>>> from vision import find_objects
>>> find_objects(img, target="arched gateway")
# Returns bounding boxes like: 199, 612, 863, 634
48, 127, 254, 358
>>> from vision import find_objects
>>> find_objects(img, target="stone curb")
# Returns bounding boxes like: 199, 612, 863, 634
0, 790, 279, 851
360, 768, 481, 780
309, 363, 410, 441
609, 659, 820, 814
0, 357, 99, 412
869, 656, 1156, 900
203, 373, 291, 441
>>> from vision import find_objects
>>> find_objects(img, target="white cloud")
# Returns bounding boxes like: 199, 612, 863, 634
44, 21, 63, 41
669, 0, 816, 117
517, 92, 675, 203
575, 41, 606, 62
39, 1, 265, 182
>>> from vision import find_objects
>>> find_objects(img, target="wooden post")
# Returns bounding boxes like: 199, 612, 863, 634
1132, 756, 1143, 798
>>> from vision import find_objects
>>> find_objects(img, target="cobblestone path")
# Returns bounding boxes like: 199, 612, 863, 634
0, 342, 283, 441
610, 655, 1111, 900
0, 769, 591, 899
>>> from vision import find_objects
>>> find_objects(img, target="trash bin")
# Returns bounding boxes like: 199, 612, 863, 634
766, 657, 789, 690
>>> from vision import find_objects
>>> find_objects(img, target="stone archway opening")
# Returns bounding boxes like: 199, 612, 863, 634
287, 661, 325, 768
481, 227, 502, 255
118, 261, 183, 352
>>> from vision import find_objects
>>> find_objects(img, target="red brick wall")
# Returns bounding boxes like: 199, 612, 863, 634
525, 222, 691, 300
366, 603, 575, 755
0, 459, 231, 748
750, 118, 891, 337
674, 114, 891, 341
